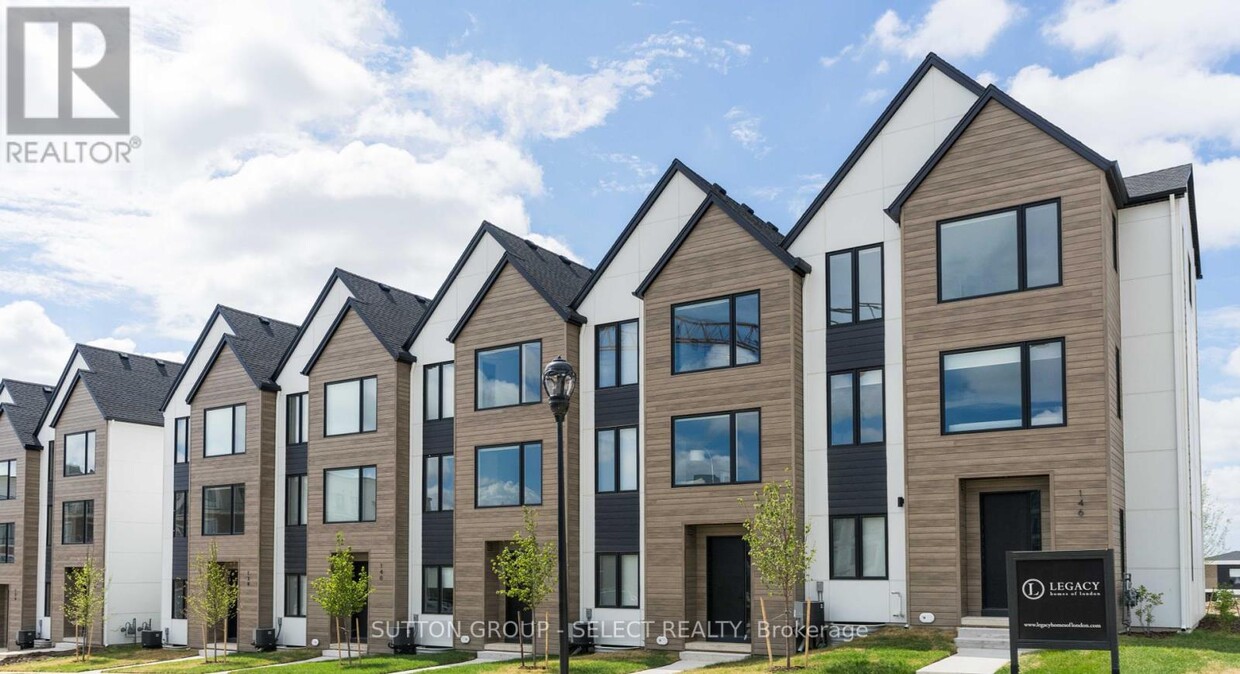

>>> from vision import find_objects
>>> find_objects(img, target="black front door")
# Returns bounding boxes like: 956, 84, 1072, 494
503, 596, 532, 644
225, 568, 238, 643
981, 491, 1042, 616
351, 561, 369, 643
706, 536, 750, 642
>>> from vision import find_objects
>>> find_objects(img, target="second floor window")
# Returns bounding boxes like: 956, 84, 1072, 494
828, 245, 883, 325
941, 339, 1065, 434
64, 430, 95, 476
477, 342, 541, 409
325, 377, 378, 436
204, 405, 246, 457
423, 565, 454, 614
424, 454, 454, 512
0, 523, 13, 563
173, 490, 187, 537
62, 499, 93, 544
673, 292, 760, 373
673, 410, 760, 486
597, 321, 638, 388
286, 475, 307, 526
0, 460, 15, 499
829, 369, 884, 446
202, 484, 245, 535
425, 363, 455, 421
174, 417, 189, 463
287, 393, 308, 444
324, 466, 377, 523
939, 200, 1060, 302
597, 427, 637, 493
476, 442, 541, 508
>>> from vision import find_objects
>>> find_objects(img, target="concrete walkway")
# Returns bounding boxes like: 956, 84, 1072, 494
916, 653, 1008, 674
392, 650, 520, 674
632, 650, 750, 674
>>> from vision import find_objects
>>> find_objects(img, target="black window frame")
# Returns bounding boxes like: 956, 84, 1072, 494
424, 362, 456, 421
474, 341, 542, 410
939, 338, 1068, 435
595, 426, 638, 494
828, 368, 885, 447
595, 552, 640, 608
671, 291, 761, 374
61, 499, 94, 544
323, 376, 378, 437
203, 404, 246, 457
829, 514, 888, 580
174, 417, 189, 464
1115, 347, 1123, 420
322, 465, 377, 523
63, 430, 96, 477
173, 490, 187, 537
473, 442, 542, 508
0, 523, 13, 563
671, 409, 762, 488
0, 459, 15, 500
596, 320, 639, 389
423, 565, 454, 614
285, 573, 307, 617
172, 578, 187, 619
201, 484, 245, 536
287, 393, 308, 445
286, 474, 308, 526
1112, 213, 1119, 272
936, 198, 1063, 303
827, 244, 884, 327
423, 454, 455, 512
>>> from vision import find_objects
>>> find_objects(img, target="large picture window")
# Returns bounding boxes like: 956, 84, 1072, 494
829, 369, 884, 446
938, 200, 1060, 302
424, 454, 455, 512
828, 245, 883, 325
597, 427, 638, 493
285, 574, 307, 617
173, 490, 187, 537
831, 515, 887, 579
672, 410, 760, 486
672, 292, 760, 373
597, 321, 639, 388
424, 362, 455, 421
287, 393, 308, 445
597, 553, 639, 608
423, 566, 454, 614
204, 405, 246, 456
941, 339, 1066, 434
476, 443, 541, 507
0, 460, 15, 500
324, 377, 378, 436
64, 431, 95, 476
476, 342, 541, 409
174, 417, 189, 463
324, 466, 377, 523
62, 500, 93, 544
0, 523, 13, 563
286, 475, 307, 526
202, 484, 245, 535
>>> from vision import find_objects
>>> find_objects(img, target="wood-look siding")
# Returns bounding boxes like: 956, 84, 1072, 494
453, 263, 580, 651
899, 99, 1124, 627
0, 415, 42, 648
642, 203, 804, 653
960, 476, 1051, 616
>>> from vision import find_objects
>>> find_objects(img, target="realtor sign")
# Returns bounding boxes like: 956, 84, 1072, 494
1007, 549, 1120, 674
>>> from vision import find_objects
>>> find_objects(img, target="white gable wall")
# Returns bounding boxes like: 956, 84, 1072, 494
106, 420, 165, 644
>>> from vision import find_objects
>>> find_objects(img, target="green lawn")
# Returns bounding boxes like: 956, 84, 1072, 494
998, 629, 1240, 674
272, 649, 472, 674
0, 644, 196, 672
123, 648, 321, 673
701, 628, 954, 674
443, 649, 675, 674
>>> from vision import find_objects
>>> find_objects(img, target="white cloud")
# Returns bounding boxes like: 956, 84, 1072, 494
630, 31, 751, 74
724, 107, 770, 158
0, 302, 74, 384
820, 45, 854, 68
860, 88, 889, 105
873, 60, 890, 75
1046, 0, 1240, 64
1202, 397, 1240, 470
1206, 465, 1240, 552
869, 0, 1022, 60
1227, 347, 1240, 379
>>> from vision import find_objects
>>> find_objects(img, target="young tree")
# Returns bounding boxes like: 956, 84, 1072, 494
741, 480, 815, 670
1203, 476, 1232, 558
63, 554, 107, 661
311, 533, 373, 664
1133, 585, 1165, 635
187, 542, 239, 663
491, 507, 558, 667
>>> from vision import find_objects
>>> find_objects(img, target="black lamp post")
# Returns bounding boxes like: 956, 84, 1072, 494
542, 356, 576, 674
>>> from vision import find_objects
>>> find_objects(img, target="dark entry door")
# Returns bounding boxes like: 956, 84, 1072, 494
707, 536, 750, 642
225, 568, 239, 643
503, 596, 532, 643
352, 561, 369, 643
981, 491, 1042, 616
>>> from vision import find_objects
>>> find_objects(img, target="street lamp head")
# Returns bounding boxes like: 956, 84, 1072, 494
543, 356, 576, 419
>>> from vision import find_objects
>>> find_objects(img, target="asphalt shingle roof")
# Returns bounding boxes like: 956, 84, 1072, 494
482, 222, 594, 318
0, 379, 53, 448
72, 345, 183, 426
216, 306, 300, 388
1124, 164, 1193, 201
1208, 551, 1240, 563
334, 269, 431, 359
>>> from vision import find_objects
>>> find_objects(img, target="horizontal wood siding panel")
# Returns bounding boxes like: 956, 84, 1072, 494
284, 527, 306, 574
824, 321, 885, 372
173, 462, 189, 491
423, 419, 454, 455
826, 446, 887, 514
421, 511, 453, 566
286, 444, 307, 475
595, 492, 639, 553
173, 536, 188, 578
595, 386, 639, 428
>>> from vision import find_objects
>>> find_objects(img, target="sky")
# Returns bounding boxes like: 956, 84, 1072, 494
0, 0, 1237, 549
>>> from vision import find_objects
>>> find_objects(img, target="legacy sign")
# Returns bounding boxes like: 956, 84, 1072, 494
1007, 549, 1119, 674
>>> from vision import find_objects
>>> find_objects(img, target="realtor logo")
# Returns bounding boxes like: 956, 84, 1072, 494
1022, 578, 1046, 601
5, 6, 130, 135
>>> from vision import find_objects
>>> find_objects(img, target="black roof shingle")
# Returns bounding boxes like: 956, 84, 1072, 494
56, 345, 184, 427
0, 379, 54, 449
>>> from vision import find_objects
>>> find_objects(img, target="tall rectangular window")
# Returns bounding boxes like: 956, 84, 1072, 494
476, 443, 541, 507
324, 466, 377, 522
423, 566, 454, 614
597, 553, 639, 608
476, 342, 541, 409
0, 523, 14, 563
287, 393, 308, 444
204, 405, 246, 456
172, 578, 187, 619
174, 417, 189, 464
325, 377, 378, 436
286, 475, 307, 526
64, 431, 95, 476
597, 321, 639, 388
173, 490, 187, 537
672, 410, 760, 486
1112, 214, 1119, 272
424, 362, 455, 421
1115, 347, 1123, 419
673, 292, 760, 373
202, 484, 245, 535
424, 454, 455, 512
0, 460, 15, 500
285, 574, 307, 617
829, 369, 884, 446
941, 339, 1066, 434
831, 515, 887, 579
596, 427, 638, 493
828, 245, 883, 325
938, 200, 1060, 302
62, 500, 93, 544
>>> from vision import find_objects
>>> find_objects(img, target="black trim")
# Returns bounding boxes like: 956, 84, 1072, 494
62, 430, 96, 477
828, 514, 888, 580
1115, 347, 1123, 420
322, 376, 378, 437
322, 465, 378, 523
286, 393, 308, 445
939, 338, 1068, 435
201, 484, 245, 536
671, 409, 762, 488
473, 341, 542, 411
595, 426, 638, 494
595, 553, 640, 608
202, 403, 246, 457
161, 305, 293, 411
60, 499, 94, 545
596, 320, 639, 389
935, 198, 1063, 303
404, 225, 493, 351
301, 300, 415, 377
826, 244, 884, 327
671, 291, 761, 375
827, 367, 885, 447
184, 336, 279, 406
447, 249, 588, 344
474, 442, 542, 508
174, 416, 189, 464
423, 361, 455, 421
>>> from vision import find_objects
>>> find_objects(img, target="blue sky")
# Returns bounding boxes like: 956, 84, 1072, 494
0, 0, 1237, 548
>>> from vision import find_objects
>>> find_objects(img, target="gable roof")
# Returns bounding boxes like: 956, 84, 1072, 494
402, 224, 494, 351
0, 379, 53, 449
299, 269, 431, 375
47, 345, 183, 428
885, 85, 1129, 224
781, 53, 985, 248
445, 222, 594, 343
1207, 550, 1240, 563
1124, 164, 1202, 279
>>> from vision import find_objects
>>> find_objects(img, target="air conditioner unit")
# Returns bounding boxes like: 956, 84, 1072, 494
252, 628, 277, 652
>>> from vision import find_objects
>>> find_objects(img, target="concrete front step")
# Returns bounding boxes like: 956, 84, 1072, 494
917, 654, 1008, 674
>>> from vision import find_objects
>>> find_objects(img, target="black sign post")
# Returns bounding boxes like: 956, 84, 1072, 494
1007, 549, 1119, 674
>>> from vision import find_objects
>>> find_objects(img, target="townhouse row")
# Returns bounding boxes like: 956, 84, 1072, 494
0, 53, 1205, 654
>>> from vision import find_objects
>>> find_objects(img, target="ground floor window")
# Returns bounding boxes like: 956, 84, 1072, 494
830, 515, 887, 579
172, 578, 187, 619
285, 574, 306, 617
596, 553, 639, 608
423, 566, 454, 614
